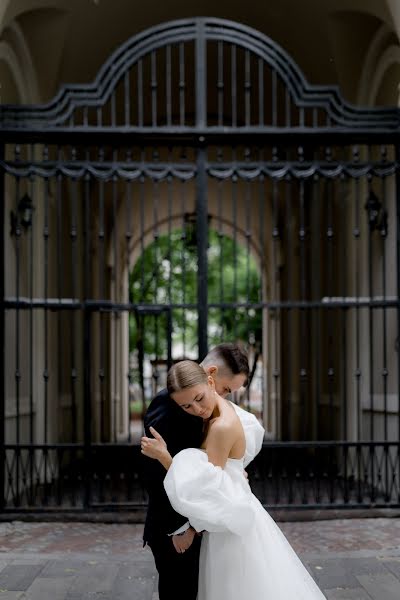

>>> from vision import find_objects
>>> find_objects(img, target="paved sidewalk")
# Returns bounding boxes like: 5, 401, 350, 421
0, 518, 399, 599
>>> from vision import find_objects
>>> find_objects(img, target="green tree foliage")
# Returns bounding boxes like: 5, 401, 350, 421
129, 228, 262, 359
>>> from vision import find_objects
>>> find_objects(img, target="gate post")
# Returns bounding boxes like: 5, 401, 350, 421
0, 143, 4, 511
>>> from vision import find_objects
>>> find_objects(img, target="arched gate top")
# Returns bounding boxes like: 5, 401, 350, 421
1, 17, 399, 139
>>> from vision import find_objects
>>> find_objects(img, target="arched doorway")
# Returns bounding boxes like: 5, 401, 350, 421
128, 222, 264, 436
1, 18, 400, 513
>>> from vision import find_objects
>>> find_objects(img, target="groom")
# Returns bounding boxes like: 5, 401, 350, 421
142, 343, 249, 600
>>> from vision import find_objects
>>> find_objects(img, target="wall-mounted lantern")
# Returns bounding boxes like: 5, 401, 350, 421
10, 194, 34, 236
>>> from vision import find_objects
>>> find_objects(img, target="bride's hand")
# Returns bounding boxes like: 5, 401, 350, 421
141, 427, 169, 461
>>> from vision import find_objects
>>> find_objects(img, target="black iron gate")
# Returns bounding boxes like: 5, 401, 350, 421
1, 18, 400, 514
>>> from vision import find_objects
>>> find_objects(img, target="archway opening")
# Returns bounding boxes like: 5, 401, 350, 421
128, 227, 264, 437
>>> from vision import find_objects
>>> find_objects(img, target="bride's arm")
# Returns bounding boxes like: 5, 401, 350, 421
141, 427, 173, 470
142, 423, 237, 470
204, 421, 236, 468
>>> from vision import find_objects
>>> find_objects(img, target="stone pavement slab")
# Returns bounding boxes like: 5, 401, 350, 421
0, 564, 44, 591
21, 577, 72, 600
325, 588, 373, 599
382, 557, 400, 579
356, 572, 400, 600
0, 519, 399, 599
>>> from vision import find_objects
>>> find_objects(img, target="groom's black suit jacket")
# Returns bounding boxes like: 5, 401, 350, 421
142, 388, 204, 544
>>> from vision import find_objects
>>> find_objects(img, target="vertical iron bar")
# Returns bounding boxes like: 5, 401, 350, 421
367, 174, 375, 443
125, 170, 132, 442
272, 163, 280, 432
112, 172, 118, 442
232, 171, 238, 340
217, 41, 224, 127
231, 45, 237, 127
137, 312, 145, 426
167, 166, 173, 367
314, 172, 321, 442
56, 162, 63, 442
166, 45, 172, 126
217, 177, 224, 339
140, 172, 145, 300
0, 143, 5, 510
367, 171, 375, 503
340, 172, 348, 439
299, 171, 307, 441
14, 171, 21, 503
244, 50, 251, 127
152, 175, 160, 392
395, 144, 400, 502
354, 158, 361, 442
326, 154, 335, 502
167, 308, 172, 370
43, 149, 50, 505
354, 165, 362, 504
326, 165, 335, 442
196, 20, 207, 128
83, 160, 91, 507
380, 168, 389, 500
179, 43, 185, 127
381, 170, 388, 441
138, 59, 144, 127
180, 180, 187, 355
151, 51, 157, 127
285, 175, 292, 442
98, 155, 105, 442
245, 174, 251, 409
124, 70, 130, 127
29, 151, 34, 504
258, 58, 264, 126
196, 147, 208, 360
258, 170, 265, 426
340, 172, 348, 503
70, 172, 78, 443
195, 20, 208, 358
139, 172, 146, 416
83, 309, 92, 509
43, 157, 49, 447
84, 167, 91, 301
167, 170, 172, 308
272, 70, 277, 126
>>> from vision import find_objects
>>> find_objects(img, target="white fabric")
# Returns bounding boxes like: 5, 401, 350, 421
164, 403, 326, 600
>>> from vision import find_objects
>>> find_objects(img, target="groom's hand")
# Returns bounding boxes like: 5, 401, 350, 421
172, 526, 196, 554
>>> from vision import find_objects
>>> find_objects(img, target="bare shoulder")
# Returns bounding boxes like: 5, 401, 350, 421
207, 414, 237, 444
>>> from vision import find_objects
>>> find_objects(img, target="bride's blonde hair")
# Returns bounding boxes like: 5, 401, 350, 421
167, 360, 208, 394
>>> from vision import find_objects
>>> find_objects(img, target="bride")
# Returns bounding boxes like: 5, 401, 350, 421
141, 359, 326, 600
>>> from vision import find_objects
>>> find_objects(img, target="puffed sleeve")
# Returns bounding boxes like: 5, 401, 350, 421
164, 449, 255, 536
233, 404, 265, 467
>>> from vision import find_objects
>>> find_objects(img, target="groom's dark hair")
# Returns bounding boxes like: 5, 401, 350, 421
201, 343, 249, 385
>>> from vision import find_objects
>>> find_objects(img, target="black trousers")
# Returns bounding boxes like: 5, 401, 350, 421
147, 533, 201, 600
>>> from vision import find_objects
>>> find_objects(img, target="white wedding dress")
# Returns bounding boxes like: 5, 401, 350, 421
164, 403, 326, 600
